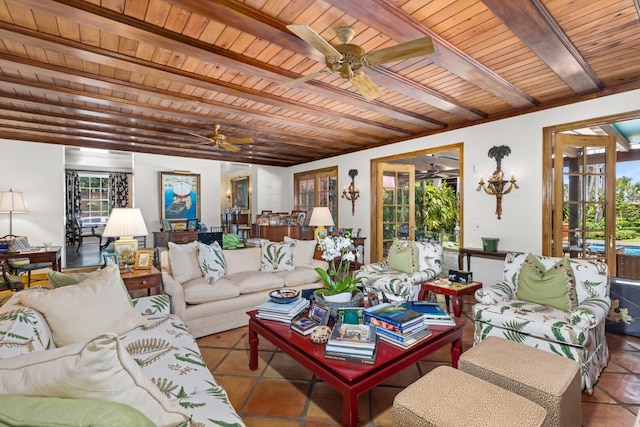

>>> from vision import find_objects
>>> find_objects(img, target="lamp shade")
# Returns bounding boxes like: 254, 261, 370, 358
103, 208, 148, 238
0, 189, 28, 213
308, 207, 334, 227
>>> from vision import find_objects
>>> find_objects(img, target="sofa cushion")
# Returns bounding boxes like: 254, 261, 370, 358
18, 264, 147, 347
516, 253, 578, 312
0, 395, 155, 427
168, 240, 202, 283
224, 246, 261, 275
274, 266, 321, 287
183, 276, 240, 304
47, 269, 101, 288
0, 295, 54, 358
197, 241, 226, 283
387, 239, 419, 273
284, 236, 317, 267
0, 333, 190, 427
227, 271, 285, 293
261, 240, 296, 272
414, 241, 443, 272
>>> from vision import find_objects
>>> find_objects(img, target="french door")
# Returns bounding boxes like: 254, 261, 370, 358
373, 163, 415, 261
552, 133, 616, 272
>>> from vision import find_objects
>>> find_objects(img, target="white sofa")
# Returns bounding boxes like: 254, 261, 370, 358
161, 239, 327, 338
0, 266, 244, 426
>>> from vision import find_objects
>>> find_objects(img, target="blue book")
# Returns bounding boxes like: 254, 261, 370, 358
403, 301, 451, 318
364, 303, 424, 333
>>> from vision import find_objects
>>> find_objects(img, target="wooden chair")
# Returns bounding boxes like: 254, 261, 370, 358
0, 260, 23, 291
74, 216, 103, 252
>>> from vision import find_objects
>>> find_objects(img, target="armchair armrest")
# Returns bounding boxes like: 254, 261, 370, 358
571, 296, 612, 328
132, 294, 171, 318
357, 261, 388, 272
475, 281, 514, 304
161, 272, 186, 318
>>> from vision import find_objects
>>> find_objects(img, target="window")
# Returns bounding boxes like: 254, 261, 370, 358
79, 173, 110, 225
294, 167, 338, 226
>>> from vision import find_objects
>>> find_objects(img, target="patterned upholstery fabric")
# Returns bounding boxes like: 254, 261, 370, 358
0, 292, 244, 426
354, 242, 443, 300
473, 253, 611, 394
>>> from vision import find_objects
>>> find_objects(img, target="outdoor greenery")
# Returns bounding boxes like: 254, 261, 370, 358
415, 180, 458, 243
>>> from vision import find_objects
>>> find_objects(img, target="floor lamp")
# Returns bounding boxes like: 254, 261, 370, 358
0, 189, 28, 236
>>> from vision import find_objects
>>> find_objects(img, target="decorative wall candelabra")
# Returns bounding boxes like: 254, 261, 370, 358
342, 169, 360, 216
477, 145, 518, 219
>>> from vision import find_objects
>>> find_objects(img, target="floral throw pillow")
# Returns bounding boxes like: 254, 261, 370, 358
260, 241, 296, 272
196, 241, 226, 284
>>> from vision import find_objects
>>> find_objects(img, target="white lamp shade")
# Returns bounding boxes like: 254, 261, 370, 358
103, 208, 148, 238
0, 189, 28, 213
308, 206, 334, 226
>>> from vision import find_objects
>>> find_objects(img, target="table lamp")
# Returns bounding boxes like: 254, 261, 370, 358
103, 208, 149, 254
308, 206, 334, 242
0, 189, 28, 236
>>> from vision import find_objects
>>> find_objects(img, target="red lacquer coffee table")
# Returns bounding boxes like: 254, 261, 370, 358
247, 310, 463, 427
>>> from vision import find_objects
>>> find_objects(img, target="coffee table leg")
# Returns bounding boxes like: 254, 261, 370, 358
343, 390, 358, 427
248, 323, 259, 371
451, 335, 462, 368
452, 295, 463, 317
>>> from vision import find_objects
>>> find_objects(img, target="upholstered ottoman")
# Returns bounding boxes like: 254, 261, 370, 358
459, 336, 581, 427
393, 365, 548, 426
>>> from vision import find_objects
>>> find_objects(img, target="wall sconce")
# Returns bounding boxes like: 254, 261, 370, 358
226, 190, 231, 201
477, 145, 518, 219
342, 169, 360, 216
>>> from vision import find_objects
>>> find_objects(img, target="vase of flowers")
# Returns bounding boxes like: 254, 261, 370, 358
314, 235, 360, 303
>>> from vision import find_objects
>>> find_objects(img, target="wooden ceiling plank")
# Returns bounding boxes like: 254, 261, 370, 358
481, 0, 603, 95
322, 0, 537, 108
0, 24, 420, 138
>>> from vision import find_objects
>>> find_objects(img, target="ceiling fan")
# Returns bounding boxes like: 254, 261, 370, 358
282, 24, 435, 100
183, 124, 253, 152
423, 163, 447, 179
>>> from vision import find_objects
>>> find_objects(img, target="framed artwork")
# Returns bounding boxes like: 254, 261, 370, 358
187, 219, 198, 231
309, 303, 330, 325
103, 253, 119, 267
230, 176, 250, 210
297, 212, 306, 225
173, 221, 187, 232
162, 220, 171, 232
135, 249, 155, 270
161, 172, 201, 220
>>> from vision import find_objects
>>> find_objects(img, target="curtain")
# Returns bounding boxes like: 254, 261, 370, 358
65, 170, 81, 245
109, 172, 129, 209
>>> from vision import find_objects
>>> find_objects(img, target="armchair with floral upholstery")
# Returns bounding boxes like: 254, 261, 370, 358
473, 252, 610, 394
354, 240, 443, 301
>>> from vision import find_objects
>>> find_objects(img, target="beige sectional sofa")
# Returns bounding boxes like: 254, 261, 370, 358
161, 238, 327, 337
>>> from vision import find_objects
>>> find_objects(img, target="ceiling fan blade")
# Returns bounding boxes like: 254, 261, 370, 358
277, 69, 332, 89
350, 71, 381, 101
182, 130, 215, 143
363, 36, 435, 66
226, 137, 254, 144
220, 142, 241, 152
286, 24, 341, 58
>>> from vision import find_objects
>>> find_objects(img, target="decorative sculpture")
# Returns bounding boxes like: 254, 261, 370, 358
477, 145, 518, 219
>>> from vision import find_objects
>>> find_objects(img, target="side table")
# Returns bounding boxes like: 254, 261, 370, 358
418, 279, 482, 318
120, 266, 163, 299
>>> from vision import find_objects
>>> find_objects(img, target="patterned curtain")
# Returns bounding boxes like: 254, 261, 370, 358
109, 172, 130, 209
65, 169, 81, 245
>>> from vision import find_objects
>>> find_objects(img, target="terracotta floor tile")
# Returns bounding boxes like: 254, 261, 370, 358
197, 327, 246, 348
371, 386, 401, 427
214, 349, 272, 376
243, 416, 300, 427
198, 347, 230, 371
596, 372, 640, 404
243, 378, 309, 417
379, 363, 421, 387
305, 381, 370, 425
581, 402, 637, 427
214, 375, 256, 411
609, 348, 640, 372
582, 385, 617, 404
263, 352, 314, 380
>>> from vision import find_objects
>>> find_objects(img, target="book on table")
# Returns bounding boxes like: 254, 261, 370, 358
290, 302, 330, 335
364, 303, 425, 333
373, 323, 430, 344
377, 327, 433, 349
256, 298, 310, 323
326, 323, 377, 349
324, 345, 377, 365
403, 301, 456, 326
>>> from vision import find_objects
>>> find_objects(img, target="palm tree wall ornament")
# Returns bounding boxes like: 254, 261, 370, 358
477, 145, 518, 219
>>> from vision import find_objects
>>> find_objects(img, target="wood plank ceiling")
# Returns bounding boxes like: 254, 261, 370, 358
0, 0, 639, 167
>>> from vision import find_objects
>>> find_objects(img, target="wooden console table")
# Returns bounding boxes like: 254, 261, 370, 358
457, 247, 520, 270
251, 225, 314, 242
0, 246, 62, 272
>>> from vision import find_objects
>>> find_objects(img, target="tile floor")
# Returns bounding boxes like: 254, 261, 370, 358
198, 298, 640, 426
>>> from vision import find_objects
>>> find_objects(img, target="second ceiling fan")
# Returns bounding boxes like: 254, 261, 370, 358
283, 24, 436, 100
184, 124, 253, 152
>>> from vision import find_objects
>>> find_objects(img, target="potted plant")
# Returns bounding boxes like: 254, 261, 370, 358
314, 235, 359, 303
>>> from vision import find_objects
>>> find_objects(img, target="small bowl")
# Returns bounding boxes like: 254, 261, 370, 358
269, 288, 300, 304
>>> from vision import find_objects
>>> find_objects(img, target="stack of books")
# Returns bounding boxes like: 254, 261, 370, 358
404, 301, 456, 326
324, 323, 378, 364
364, 303, 433, 349
255, 297, 310, 323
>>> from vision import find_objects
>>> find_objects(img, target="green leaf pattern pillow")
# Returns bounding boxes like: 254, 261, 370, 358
197, 241, 227, 284
260, 241, 296, 272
